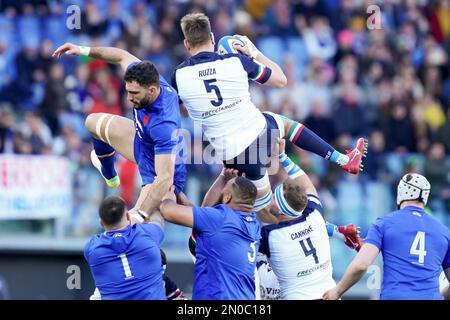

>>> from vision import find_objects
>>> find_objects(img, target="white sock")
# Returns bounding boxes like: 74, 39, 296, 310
336, 154, 349, 166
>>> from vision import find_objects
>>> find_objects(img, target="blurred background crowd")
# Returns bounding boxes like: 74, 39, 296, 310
0, 0, 449, 281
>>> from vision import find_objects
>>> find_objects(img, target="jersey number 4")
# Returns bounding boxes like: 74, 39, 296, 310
204, 79, 223, 107
410, 231, 427, 264
299, 238, 319, 264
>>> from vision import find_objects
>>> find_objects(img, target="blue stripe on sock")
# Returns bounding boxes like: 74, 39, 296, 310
329, 150, 340, 163
288, 166, 300, 176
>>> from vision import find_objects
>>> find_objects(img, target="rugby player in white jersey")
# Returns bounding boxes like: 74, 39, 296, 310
172, 13, 367, 218
257, 139, 341, 299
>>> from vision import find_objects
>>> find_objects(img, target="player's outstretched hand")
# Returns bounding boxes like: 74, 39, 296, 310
129, 208, 145, 225
323, 287, 341, 300
52, 42, 80, 58
162, 185, 177, 203
338, 224, 363, 252
273, 138, 286, 157
233, 35, 259, 58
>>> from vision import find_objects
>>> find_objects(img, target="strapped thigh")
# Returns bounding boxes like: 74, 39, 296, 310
95, 114, 116, 144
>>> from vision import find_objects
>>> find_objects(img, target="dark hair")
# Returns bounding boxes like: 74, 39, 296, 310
180, 13, 212, 48
124, 61, 160, 87
283, 180, 308, 212
99, 196, 126, 227
231, 176, 258, 207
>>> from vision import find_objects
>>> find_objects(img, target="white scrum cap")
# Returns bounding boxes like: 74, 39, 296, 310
397, 173, 431, 206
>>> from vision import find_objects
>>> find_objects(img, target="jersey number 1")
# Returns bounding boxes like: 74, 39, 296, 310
410, 231, 427, 264
204, 79, 223, 107
118, 253, 133, 279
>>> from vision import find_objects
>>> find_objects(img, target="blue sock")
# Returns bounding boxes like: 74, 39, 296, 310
287, 122, 336, 160
92, 138, 117, 179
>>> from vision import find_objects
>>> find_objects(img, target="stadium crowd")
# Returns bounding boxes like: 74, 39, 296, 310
0, 0, 449, 251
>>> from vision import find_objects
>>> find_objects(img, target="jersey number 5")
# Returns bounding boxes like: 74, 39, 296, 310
410, 231, 427, 264
204, 79, 223, 107
248, 241, 257, 263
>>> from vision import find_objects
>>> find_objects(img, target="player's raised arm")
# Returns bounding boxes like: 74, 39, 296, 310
160, 186, 194, 227
52, 42, 140, 72
202, 168, 239, 207
233, 35, 287, 88
323, 243, 380, 300
134, 153, 176, 217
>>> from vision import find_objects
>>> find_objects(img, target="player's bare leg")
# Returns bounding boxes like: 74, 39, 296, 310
85, 113, 136, 187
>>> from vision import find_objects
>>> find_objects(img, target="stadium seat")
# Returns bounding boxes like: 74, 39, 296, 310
364, 181, 394, 229
256, 36, 285, 68
335, 179, 364, 226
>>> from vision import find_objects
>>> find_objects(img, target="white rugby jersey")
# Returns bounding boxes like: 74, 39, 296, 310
257, 259, 281, 300
259, 194, 336, 300
172, 51, 272, 160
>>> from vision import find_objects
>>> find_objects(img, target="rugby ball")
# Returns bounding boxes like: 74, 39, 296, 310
217, 35, 245, 55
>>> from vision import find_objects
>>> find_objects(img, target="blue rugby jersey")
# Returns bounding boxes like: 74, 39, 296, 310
365, 206, 450, 300
192, 204, 261, 300
128, 62, 187, 194
84, 223, 166, 300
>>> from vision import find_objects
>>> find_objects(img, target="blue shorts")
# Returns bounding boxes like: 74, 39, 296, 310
134, 134, 186, 195
223, 112, 281, 181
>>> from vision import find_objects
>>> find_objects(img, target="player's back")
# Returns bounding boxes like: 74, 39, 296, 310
172, 52, 268, 160
84, 223, 166, 300
192, 204, 261, 299
260, 195, 335, 299
365, 206, 450, 300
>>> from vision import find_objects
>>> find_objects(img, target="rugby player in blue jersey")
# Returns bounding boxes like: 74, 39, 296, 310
323, 173, 450, 300
160, 177, 261, 300
84, 196, 166, 300
53, 43, 187, 219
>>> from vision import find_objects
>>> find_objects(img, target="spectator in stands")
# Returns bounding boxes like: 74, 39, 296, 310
39, 62, 67, 135
0, 104, 14, 153
437, 108, 450, 152
424, 142, 450, 210
382, 102, 417, 152
0, 0, 448, 267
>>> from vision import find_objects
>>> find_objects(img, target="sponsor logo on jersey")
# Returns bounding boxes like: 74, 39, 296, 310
201, 99, 242, 119
296, 259, 331, 277
263, 287, 281, 300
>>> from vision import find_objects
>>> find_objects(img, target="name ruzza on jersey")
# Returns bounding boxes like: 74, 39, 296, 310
291, 225, 313, 241
199, 68, 216, 77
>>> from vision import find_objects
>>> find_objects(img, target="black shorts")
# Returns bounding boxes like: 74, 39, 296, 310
223, 112, 281, 181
